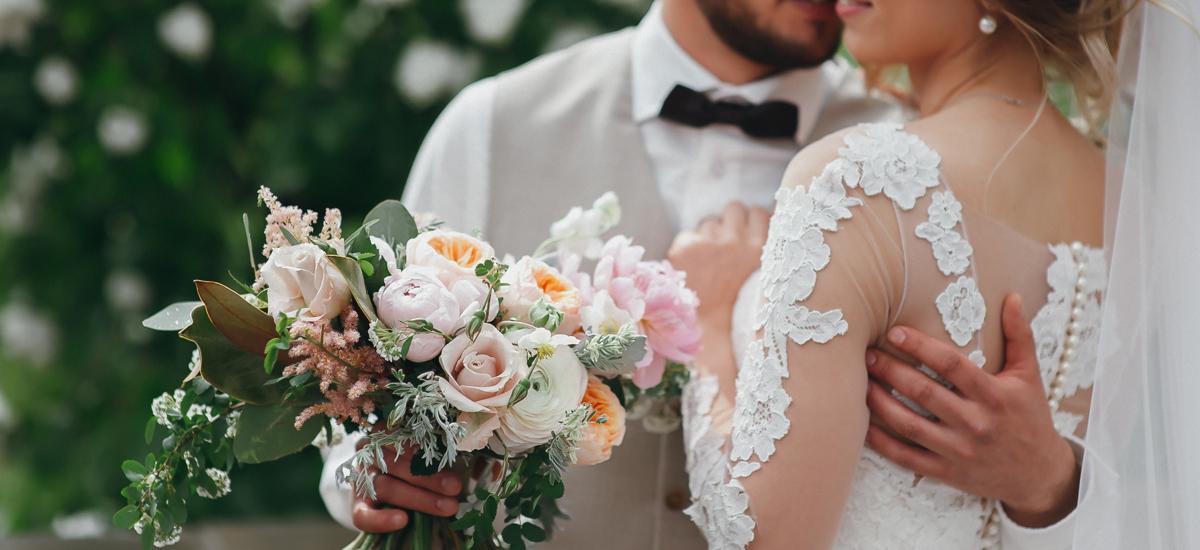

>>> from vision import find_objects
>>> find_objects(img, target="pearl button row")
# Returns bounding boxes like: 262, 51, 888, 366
979, 242, 1090, 544
1049, 241, 1089, 413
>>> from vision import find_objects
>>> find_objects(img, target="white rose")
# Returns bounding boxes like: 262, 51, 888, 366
261, 243, 351, 322
437, 324, 527, 451
496, 344, 588, 453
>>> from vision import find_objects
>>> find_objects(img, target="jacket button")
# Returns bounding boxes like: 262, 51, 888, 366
664, 488, 689, 512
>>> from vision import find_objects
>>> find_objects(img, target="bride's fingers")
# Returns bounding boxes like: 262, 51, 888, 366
383, 448, 463, 497
372, 475, 460, 517
865, 382, 967, 461
885, 327, 1000, 407
352, 499, 408, 533
865, 425, 950, 480
865, 350, 968, 427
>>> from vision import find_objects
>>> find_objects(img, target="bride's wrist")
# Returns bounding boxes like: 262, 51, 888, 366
1001, 437, 1081, 528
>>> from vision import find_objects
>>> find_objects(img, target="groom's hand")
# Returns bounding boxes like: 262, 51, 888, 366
351, 443, 462, 533
863, 294, 1081, 528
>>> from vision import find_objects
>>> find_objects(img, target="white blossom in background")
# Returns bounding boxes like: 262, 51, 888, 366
0, 299, 59, 368
33, 56, 77, 105
50, 511, 107, 539
0, 0, 43, 49
98, 105, 149, 155
393, 40, 479, 106
0, 137, 61, 232
269, 0, 325, 28
0, 388, 13, 429
104, 269, 152, 313
158, 3, 212, 61
545, 23, 601, 53
459, 0, 526, 44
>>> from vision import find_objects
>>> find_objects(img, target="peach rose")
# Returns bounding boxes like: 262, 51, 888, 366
499, 256, 581, 329
575, 375, 626, 466
406, 230, 495, 285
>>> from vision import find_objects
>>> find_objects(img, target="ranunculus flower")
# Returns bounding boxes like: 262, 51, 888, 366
260, 243, 351, 322
406, 230, 495, 284
584, 236, 701, 388
496, 344, 588, 453
374, 266, 460, 362
575, 375, 626, 466
499, 256, 580, 328
437, 324, 526, 451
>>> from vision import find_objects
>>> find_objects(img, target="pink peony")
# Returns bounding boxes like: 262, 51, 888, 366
582, 237, 701, 388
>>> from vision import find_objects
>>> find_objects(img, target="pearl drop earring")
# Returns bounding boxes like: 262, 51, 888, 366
979, 13, 998, 34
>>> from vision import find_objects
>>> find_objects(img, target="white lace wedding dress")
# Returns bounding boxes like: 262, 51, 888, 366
681, 123, 1104, 549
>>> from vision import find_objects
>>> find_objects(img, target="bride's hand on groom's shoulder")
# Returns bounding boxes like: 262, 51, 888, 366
863, 294, 1081, 528
668, 202, 771, 331
350, 442, 463, 533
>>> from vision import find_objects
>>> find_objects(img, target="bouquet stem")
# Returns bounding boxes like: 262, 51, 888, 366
344, 513, 448, 550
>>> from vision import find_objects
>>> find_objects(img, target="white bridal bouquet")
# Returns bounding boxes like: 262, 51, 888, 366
114, 189, 701, 549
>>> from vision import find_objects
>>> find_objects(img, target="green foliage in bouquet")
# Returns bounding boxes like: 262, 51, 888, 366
0, 0, 650, 536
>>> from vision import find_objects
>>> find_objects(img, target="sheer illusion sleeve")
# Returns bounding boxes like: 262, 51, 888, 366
736, 138, 910, 549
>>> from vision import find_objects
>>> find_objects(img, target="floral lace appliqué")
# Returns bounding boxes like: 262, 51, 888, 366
936, 276, 987, 347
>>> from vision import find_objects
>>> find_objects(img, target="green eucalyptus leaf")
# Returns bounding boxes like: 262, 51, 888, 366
327, 255, 379, 324
232, 401, 323, 464
362, 199, 418, 249
121, 460, 146, 482
112, 505, 140, 530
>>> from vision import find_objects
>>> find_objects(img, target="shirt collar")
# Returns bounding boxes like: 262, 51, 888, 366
630, 1, 831, 143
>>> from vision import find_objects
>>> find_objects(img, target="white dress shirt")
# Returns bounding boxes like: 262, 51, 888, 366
405, 2, 857, 233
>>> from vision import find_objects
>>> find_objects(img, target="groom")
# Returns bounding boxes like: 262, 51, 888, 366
319, 0, 1083, 547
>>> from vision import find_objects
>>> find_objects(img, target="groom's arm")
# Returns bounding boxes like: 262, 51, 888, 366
865, 294, 1083, 549
318, 77, 498, 531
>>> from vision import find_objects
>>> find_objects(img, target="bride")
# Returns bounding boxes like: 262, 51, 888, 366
668, 0, 1130, 548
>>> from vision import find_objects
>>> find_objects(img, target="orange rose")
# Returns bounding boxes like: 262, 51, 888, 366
575, 375, 626, 466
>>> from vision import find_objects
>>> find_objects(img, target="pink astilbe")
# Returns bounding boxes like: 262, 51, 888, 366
319, 208, 343, 241
257, 186, 319, 259
284, 306, 390, 429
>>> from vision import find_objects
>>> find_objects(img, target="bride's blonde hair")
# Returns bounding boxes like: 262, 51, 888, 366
991, 0, 1129, 138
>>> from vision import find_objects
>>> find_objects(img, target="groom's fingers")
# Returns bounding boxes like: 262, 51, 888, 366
885, 327, 1000, 407
352, 500, 408, 533
866, 350, 969, 427
865, 425, 949, 480
865, 381, 966, 461
721, 202, 748, 229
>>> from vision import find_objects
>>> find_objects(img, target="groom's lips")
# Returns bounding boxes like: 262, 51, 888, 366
781, 0, 839, 21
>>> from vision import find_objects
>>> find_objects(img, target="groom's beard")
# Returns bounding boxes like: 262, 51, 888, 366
697, 0, 842, 70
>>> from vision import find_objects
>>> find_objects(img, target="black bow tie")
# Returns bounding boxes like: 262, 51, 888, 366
658, 84, 799, 140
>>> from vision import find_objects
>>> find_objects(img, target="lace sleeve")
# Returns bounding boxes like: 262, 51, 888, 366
732, 129, 914, 549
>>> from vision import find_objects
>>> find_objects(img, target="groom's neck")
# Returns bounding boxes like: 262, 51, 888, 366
661, 0, 776, 85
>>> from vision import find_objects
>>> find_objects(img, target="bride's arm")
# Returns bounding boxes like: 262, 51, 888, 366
676, 137, 906, 549
738, 176, 903, 550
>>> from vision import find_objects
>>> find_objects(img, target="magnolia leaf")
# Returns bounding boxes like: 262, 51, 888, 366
195, 280, 278, 357
180, 306, 285, 405
328, 255, 379, 323
233, 401, 324, 464
362, 199, 418, 249
142, 301, 203, 331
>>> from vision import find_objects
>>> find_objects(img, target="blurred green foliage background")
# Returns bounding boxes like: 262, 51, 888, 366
0, 0, 647, 537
